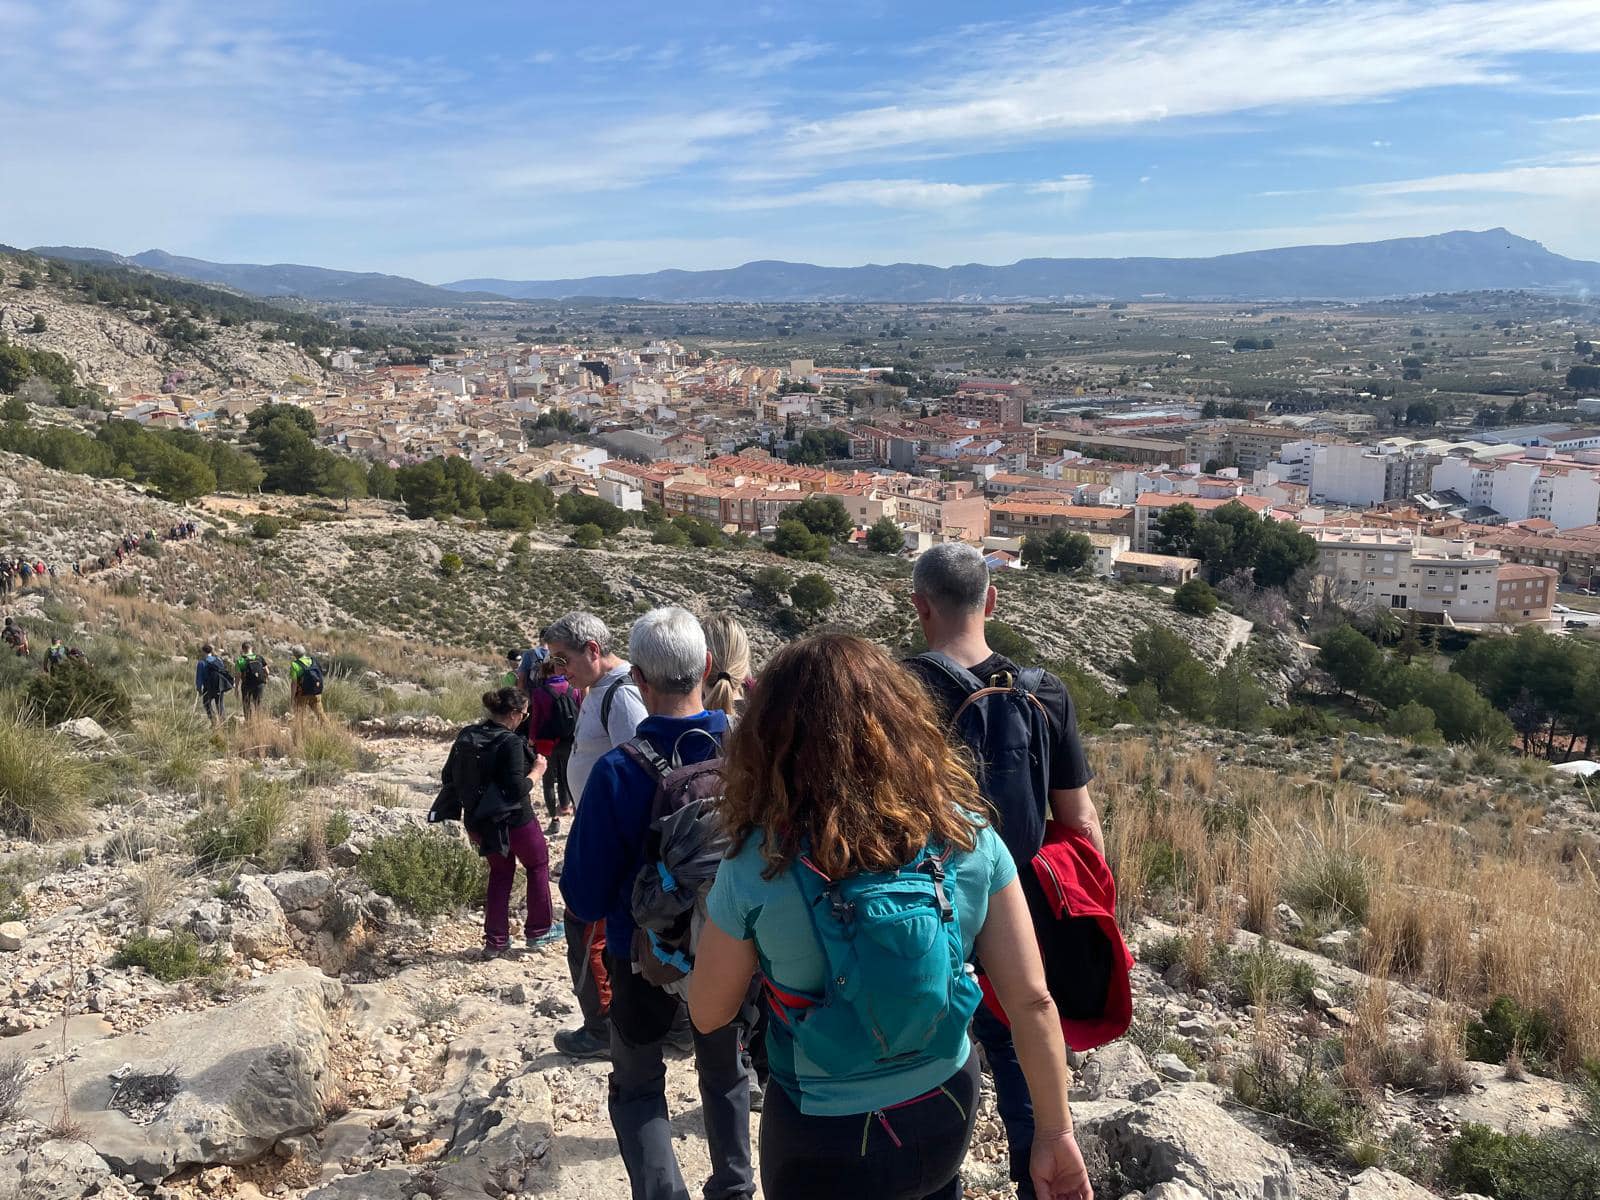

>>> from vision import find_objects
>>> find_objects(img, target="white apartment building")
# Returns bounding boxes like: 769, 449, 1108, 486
1310, 528, 1502, 622
1430, 454, 1600, 530
1309, 442, 1436, 507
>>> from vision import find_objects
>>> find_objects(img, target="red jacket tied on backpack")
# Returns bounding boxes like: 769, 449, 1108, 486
978, 820, 1134, 1052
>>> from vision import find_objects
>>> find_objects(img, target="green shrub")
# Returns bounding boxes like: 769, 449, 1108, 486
1233, 1042, 1367, 1151
1285, 848, 1371, 925
1442, 1123, 1600, 1200
187, 780, 293, 868
251, 515, 282, 539
1269, 705, 1336, 738
113, 931, 224, 982
570, 523, 603, 550
1173, 577, 1219, 616
0, 722, 93, 839
750, 566, 793, 604
1466, 996, 1557, 1067
357, 827, 485, 917
25, 657, 132, 727
1230, 940, 1295, 1008
298, 723, 367, 785
326, 808, 352, 847
789, 573, 837, 617
1386, 701, 1441, 744
138, 537, 161, 558
439, 551, 463, 576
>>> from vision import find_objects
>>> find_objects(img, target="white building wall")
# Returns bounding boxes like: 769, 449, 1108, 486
1310, 443, 1388, 506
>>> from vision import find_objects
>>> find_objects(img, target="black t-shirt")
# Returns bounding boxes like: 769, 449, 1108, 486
905, 652, 1095, 794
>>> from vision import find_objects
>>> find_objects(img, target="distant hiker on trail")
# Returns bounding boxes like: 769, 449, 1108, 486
527, 655, 578, 831
17, 561, 32, 588
689, 633, 1093, 1200
703, 613, 753, 721
195, 642, 234, 726
431, 687, 561, 959
543, 610, 649, 1061
0, 562, 11, 598
560, 607, 751, 1200
514, 639, 548, 696
289, 649, 326, 720
502, 649, 522, 691
903, 543, 1104, 1200
2, 616, 28, 657
45, 637, 66, 673
235, 642, 271, 718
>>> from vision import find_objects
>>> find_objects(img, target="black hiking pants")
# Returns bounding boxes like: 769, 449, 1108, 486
542, 741, 573, 815
241, 683, 265, 717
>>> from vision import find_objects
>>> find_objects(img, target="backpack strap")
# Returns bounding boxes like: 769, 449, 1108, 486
909, 651, 986, 698
620, 736, 672, 782
669, 726, 722, 765
599, 674, 633, 730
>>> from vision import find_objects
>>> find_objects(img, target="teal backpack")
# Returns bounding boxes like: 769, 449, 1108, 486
783, 845, 983, 1079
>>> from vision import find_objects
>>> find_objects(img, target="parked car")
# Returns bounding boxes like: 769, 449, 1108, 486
1553, 603, 1572, 614
1565, 618, 1592, 629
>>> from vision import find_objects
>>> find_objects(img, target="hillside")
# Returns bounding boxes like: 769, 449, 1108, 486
0, 250, 328, 395
1, 456, 1597, 1200
448, 229, 1600, 302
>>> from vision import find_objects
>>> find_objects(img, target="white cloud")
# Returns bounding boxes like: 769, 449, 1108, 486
716, 178, 1009, 211
1356, 156, 1600, 198
1026, 175, 1094, 195
1549, 112, 1600, 123
782, 0, 1599, 161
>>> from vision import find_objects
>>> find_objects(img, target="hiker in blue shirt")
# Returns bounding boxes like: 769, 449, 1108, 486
195, 643, 232, 727
688, 634, 1092, 1200
560, 606, 751, 1200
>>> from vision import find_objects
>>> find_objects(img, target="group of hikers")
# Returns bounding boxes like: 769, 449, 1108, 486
1, 614, 90, 671
0, 521, 202, 595
433, 543, 1118, 1200
193, 642, 326, 725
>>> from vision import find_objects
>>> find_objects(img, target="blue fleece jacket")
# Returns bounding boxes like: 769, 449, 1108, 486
559, 709, 728, 953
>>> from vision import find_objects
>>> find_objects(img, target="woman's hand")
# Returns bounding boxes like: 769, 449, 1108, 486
527, 753, 547, 784
1030, 1127, 1093, 1200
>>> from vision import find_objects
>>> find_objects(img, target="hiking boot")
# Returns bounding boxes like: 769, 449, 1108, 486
525, 928, 564, 951
554, 1027, 611, 1060
545, 816, 561, 836
480, 944, 508, 961
747, 1075, 764, 1113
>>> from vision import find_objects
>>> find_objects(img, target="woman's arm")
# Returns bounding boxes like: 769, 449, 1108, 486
687, 919, 758, 1034
975, 878, 1094, 1200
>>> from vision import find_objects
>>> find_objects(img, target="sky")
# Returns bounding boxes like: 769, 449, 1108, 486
1, 0, 1599, 282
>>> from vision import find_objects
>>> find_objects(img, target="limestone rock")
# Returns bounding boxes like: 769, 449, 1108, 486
432, 1067, 554, 1198
0, 920, 23, 951
1146, 1184, 1211, 1200
1273, 903, 1304, 932
1079, 1042, 1162, 1102
303, 1168, 415, 1199
1077, 1090, 1297, 1200
0, 1139, 115, 1200
53, 716, 112, 745
1342, 1168, 1436, 1199
226, 876, 292, 959
1154, 1053, 1197, 1083
29, 969, 343, 1182
263, 870, 335, 916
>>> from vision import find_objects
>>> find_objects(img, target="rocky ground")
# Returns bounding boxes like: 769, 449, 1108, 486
0, 257, 326, 395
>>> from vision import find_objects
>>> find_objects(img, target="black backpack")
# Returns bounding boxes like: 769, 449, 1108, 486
912, 652, 1053, 867
430, 722, 506, 825
297, 659, 325, 696
241, 656, 269, 688
540, 683, 579, 742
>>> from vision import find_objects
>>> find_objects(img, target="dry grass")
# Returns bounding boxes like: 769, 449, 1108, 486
1102, 737, 1600, 1070
128, 858, 183, 926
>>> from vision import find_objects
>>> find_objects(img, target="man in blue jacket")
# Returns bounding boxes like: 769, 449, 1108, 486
560, 606, 750, 1200
195, 643, 232, 727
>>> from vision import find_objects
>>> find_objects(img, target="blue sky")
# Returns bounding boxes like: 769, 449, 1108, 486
1, 0, 1598, 282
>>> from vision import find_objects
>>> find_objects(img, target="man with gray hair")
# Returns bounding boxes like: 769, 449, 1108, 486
545, 610, 649, 1061
906, 542, 1101, 1200
560, 607, 752, 1200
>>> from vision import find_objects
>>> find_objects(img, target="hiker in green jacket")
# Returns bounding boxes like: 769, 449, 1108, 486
235, 642, 271, 718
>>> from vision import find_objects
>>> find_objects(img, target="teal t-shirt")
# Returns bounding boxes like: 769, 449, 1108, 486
706, 823, 1017, 1116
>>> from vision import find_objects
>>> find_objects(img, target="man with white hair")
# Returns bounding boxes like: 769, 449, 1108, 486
560, 607, 752, 1200
545, 610, 649, 1060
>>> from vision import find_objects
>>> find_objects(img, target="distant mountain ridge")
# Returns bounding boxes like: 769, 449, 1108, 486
447, 230, 1600, 302
30, 246, 495, 306
29, 229, 1600, 305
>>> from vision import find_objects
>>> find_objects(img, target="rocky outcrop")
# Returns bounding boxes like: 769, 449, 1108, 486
29, 969, 343, 1182
1341, 1168, 1439, 1199
1075, 1041, 1163, 1103
1078, 1088, 1298, 1200
0, 1138, 116, 1200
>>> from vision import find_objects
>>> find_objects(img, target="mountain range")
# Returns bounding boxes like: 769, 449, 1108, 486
32, 229, 1600, 306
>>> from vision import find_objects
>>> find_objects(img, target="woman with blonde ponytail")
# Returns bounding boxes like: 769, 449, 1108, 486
703, 613, 752, 721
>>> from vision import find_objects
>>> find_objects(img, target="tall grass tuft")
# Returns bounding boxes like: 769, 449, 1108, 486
0, 721, 94, 839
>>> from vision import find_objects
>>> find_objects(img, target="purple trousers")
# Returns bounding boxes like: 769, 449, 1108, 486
482, 819, 553, 949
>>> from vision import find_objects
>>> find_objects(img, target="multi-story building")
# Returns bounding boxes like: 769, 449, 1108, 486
949, 388, 1026, 427
1495, 563, 1558, 621
1430, 454, 1600, 530
1184, 422, 1304, 471
1131, 493, 1274, 552
1035, 431, 1185, 466
1310, 441, 1438, 508
1309, 527, 1507, 622
988, 501, 1135, 541
1469, 525, 1600, 589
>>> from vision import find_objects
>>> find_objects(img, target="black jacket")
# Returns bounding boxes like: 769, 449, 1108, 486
429, 721, 534, 857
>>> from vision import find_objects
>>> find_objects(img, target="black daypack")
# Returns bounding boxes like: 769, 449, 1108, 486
622, 729, 729, 991
540, 684, 579, 742
297, 659, 325, 696
430, 722, 509, 826
241, 656, 269, 688
913, 652, 1053, 867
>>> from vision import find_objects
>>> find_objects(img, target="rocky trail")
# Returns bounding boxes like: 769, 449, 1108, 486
4, 716, 1580, 1200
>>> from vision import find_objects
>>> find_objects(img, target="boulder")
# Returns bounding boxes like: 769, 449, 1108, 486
1154, 1053, 1197, 1083
1077, 1090, 1298, 1200
53, 716, 112, 746
28, 968, 343, 1182
1273, 903, 1305, 932
1146, 1185, 1211, 1200
263, 870, 336, 931
1342, 1169, 1436, 1199
1078, 1042, 1162, 1102
0, 1139, 115, 1200
0, 920, 23, 951
226, 876, 292, 959
431, 1067, 554, 1199
303, 1168, 415, 1199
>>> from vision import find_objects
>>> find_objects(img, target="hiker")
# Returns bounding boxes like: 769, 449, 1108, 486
544, 610, 648, 1061
289, 649, 326, 720
44, 637, 66, 673
235, 642, 271, 718
560, 607, 751, 1200
17, 561, 32, 589
514, 641, 547, 695
703, 614, 752, 720
430, 687, 560, 958
195, 643, 233, 726
501, 649, 523, 691
903, 543, 1103, 1200
527, 656, 578, 830
2, 616, 28, 657
688, 633, 1094, 1200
